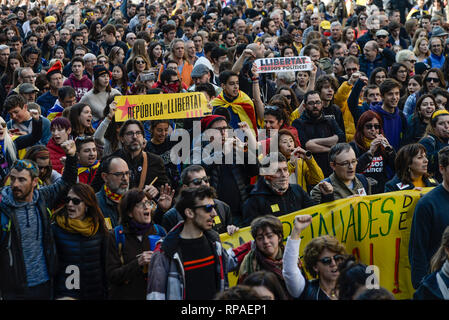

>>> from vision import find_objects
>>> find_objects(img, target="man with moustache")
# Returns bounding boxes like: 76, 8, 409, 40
242, 152, 316, 227
0, 140, 77, 299
292, 90, 346, 177
310, 143, 371, 203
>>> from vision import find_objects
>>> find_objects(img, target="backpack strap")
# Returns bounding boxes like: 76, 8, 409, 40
114, 225, 126, 265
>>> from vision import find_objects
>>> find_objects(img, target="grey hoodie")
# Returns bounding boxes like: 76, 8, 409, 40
1, 187, 49, 287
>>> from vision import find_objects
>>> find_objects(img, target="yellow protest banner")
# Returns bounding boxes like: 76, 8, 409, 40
114, 92, 210, 122
220, 188, 433, 300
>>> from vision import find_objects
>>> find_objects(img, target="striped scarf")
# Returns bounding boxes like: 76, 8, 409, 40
104, 184, 122, 202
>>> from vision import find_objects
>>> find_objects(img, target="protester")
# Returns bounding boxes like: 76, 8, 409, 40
52, 183, 109, 300
409, 146, 449, 289
0, 140, 77, 299
107, 188, 167, 300
283, 214, 347, 300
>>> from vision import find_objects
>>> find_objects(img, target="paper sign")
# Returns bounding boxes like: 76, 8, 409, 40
254, 56, 313, 73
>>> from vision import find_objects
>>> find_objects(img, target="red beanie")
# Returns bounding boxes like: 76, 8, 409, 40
46, 60, 63, 79
200, 115, 226, 132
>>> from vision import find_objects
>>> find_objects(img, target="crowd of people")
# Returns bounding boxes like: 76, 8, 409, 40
0, 0, 449, 301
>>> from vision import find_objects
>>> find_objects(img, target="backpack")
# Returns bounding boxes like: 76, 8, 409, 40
114, 224, 166, 264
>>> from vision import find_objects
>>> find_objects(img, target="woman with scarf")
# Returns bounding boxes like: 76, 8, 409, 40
283, 215, 348, 300
238, 215, 291, 298
350, 111, 396, 194
107, 188, 167, 300
414, 226, 449, 300
52, 183, 109, 299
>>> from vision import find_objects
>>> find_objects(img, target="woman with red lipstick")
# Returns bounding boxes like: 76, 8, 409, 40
52, 183, 109, 299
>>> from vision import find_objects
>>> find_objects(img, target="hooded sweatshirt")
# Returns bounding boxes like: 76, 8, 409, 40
1, 187, 49, 287
370, 102, 406, 151
63, 74, 93, 102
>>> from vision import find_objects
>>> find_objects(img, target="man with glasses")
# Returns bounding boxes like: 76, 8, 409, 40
302, 12, 321, 45
425, 37, 446, 69
0, 140, 77, 299
375, 29, 390, 49
292, 90, 345, 177
160, 164, 238, 235
92, 119, 169, 192
147, 185, 242, 300
242, 152, 315, 226
58, 28, 71, 48
96, 156, 130, 229
310, 143, 371, 204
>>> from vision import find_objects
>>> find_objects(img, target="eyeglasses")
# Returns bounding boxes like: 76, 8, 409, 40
188, 176, 209, 186
193, 203, 217, 213
376, 35, 388, 39
406, 59, 417, 64
307, 100, 322, 106
318, 254, 345, 265
427, 77, 440, 83
365, 123, 380, 130
345, 68, 358, 73
136, 200, 153, 209
124, 131, 143, 137
108, 171, 130, 178
334, 159, 358, 167
65, 196, 83, 205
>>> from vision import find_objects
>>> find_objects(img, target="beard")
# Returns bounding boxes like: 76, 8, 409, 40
266, 177, 289, 195
12, 185, 34, 202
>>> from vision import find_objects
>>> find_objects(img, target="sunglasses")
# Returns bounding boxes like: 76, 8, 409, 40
135, 60, 146, 64
426, 77, 440, 83
189, 176, 209, 186
319, 254, 345, 265
65, 196, 82, 205
265, 105, 280, 111
193, 203, 217, 213
365, 123, 381, 130
283, 95, 292, 99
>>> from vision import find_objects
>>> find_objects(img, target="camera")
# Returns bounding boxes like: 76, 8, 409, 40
305, 151, 312, 158
140, 72, 156, 82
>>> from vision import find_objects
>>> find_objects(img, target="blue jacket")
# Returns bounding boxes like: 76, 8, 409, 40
384, 174, 438, 193
52, 222, 108, 299
409, 185, 449, 288
414, 269, 449, 300
370, 102, 407, 151
425, 53, 445, 69
36, 91, 59, 117
359, 48, 396, 78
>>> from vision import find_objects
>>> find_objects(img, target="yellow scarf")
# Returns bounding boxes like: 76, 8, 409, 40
56, 215, 99, 237
363, 137, 374, 149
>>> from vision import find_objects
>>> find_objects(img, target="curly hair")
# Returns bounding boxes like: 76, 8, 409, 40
303, 235, 347, 278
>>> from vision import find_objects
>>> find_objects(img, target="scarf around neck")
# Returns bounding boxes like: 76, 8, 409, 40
55, 214, 99, 237
104, 184, 122, 202
128, 219, 153, 236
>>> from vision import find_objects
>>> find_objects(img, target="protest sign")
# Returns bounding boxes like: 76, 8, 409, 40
114, 92, 210, 122
254, 56, 314, 73
220, 188, 433, 299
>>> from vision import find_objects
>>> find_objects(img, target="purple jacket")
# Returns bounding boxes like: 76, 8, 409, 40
63, 74, 93, 101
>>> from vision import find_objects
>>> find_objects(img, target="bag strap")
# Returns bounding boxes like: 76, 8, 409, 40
138, 152, 148, 190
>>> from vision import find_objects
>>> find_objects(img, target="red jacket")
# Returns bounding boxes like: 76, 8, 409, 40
47, 138, 65, 174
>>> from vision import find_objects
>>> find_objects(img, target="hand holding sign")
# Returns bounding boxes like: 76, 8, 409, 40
254, 56, 313, 74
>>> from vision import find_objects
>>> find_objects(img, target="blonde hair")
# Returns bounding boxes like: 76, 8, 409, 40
413, 37, 430, 59
0, 117, 17, 163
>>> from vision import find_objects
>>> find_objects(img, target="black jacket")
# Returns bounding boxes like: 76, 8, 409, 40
242, 177, 316, 227
292, 110, 345, 177
414, 269, 449, 300
91, 149, 169, 192
52, 223, 109, 300
384, 174, 438, 193
0, 155, 78, 299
